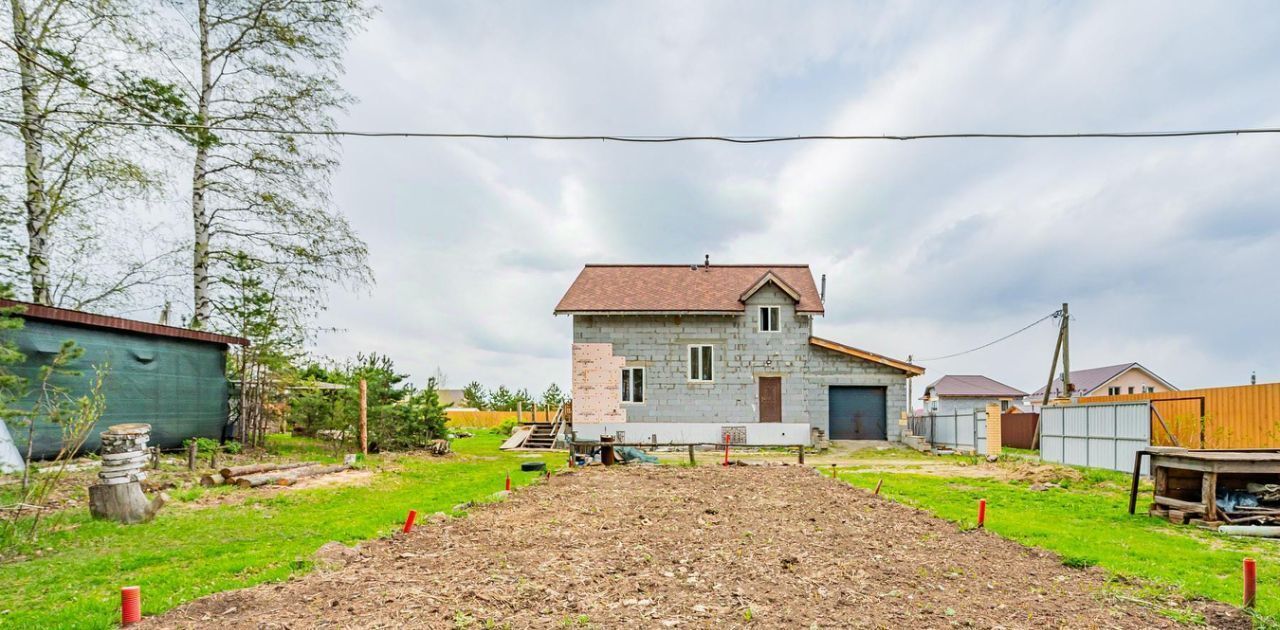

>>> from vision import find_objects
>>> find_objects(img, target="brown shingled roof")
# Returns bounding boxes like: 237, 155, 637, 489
554, 264, 825, 314
0, 299, 249, 346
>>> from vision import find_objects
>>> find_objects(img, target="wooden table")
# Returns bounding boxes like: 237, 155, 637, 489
1129, 448, 1280, 523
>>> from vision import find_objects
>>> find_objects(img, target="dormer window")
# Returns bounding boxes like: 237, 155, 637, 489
759, 306, 780, 332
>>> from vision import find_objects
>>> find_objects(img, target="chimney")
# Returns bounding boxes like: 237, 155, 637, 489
820, 274, 827, 303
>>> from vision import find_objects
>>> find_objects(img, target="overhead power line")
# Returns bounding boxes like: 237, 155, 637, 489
915, 310, 1061, 362
3, 39, 1279, 145
3, 115, 1280, 144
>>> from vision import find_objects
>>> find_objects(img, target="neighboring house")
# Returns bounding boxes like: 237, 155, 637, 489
0, 299, 248, 460
554, 262, 923, 441
436, 388, 468, 409
1029, 362, 1176, 406
922, 375, 1027, 414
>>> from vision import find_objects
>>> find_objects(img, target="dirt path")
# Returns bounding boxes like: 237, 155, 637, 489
148, 465, 1246, 629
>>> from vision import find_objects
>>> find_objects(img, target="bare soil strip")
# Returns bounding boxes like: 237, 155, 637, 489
148, 465, 1247, 629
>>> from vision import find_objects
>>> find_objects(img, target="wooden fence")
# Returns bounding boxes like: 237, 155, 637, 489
1082, 382, 1280, 449
445, 408, 558, 428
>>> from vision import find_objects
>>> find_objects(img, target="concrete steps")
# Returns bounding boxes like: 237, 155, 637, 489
901, 434, 932, 453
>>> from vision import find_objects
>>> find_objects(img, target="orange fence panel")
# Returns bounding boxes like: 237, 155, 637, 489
1083, 382, 1280, 449
445, 410, 521, 428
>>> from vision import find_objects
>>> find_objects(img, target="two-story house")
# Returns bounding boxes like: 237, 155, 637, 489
554, 262, 923, 444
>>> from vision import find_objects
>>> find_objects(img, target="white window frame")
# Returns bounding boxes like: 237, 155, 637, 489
687, 344, 714, 382
621, 367, 645, 404
758, 305, 781, 333
1107, 386, 1121, 396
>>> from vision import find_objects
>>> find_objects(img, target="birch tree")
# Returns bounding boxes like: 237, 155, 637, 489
1, 0, 161, 305
161, 0, 373, 329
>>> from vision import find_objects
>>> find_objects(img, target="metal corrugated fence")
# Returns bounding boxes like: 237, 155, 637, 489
1083, 383, 1280, 449
1040, 402, 1150, 473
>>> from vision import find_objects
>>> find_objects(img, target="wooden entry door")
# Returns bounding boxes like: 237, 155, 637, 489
758, 377, 782, 422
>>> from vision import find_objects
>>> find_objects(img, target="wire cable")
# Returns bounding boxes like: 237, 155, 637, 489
3, 115, 1280, 144
5, 37, 1280, 145
915, 311, 1060, 362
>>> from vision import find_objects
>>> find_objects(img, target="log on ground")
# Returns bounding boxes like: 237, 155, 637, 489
219, 461, 312, 480
235, 464, 350, 488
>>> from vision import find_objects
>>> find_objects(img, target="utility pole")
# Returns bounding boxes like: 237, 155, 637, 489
1032, 303, 1070, 450
1061, 303, 1071, 399
907, 354, 914, 417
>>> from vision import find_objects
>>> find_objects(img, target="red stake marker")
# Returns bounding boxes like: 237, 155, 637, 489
121, 586, 141, 626
505, 473, 511, 491
402, 509, 417, 534
977, 499, 987, 528
1244, 557, 1257, 609
723, 434, 730, 466
873, 479, 883, 495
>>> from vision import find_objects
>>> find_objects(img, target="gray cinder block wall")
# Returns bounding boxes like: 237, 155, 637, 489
571, 284, 910, 439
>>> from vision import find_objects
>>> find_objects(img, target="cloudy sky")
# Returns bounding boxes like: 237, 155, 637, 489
311, 0, 1280, 398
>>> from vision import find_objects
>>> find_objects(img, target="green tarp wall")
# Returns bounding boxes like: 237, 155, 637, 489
4, 319, 231, 460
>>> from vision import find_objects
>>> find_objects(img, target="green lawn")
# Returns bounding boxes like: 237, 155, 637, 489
2, 431, 559, 629
835, 458, 1280, 624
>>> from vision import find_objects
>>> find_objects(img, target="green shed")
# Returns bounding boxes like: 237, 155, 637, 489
1, 300, 248, 460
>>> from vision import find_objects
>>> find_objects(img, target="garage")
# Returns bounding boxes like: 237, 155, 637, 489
828, 386, 887, 440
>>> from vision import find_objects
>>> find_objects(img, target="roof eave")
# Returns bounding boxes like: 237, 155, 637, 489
808, 336, 924, 376
1, 299, 250, 346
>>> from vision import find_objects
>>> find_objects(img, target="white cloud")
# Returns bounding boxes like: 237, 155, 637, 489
310, 0, 1280, 394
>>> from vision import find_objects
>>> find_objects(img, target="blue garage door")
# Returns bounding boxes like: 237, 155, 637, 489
828, 386, 887, 440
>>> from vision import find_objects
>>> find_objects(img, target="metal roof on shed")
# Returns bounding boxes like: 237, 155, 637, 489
0, 299, 249, 346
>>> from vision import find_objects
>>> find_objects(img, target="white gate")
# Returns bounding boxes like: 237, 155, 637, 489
912, 410, 988, 455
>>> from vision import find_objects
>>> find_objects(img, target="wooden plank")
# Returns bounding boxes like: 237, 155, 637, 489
1202, 471, 1218, 522
1153, 495, 1205, 512
499, 426, 533, 451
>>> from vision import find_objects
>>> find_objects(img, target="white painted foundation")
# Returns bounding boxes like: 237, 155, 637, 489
571, 422, 811, 446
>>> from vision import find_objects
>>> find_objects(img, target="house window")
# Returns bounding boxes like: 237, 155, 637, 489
688, 345, 713, 382
1107, 386, 1121, 396
1128, 386, 1135, 394
1143, 385, 1155, 393
1000, 400, 1010, 412
621, 367, 644, 403
759, 306, 780, 332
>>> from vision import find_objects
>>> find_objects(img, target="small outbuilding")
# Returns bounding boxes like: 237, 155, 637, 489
1, 299, 248, 459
